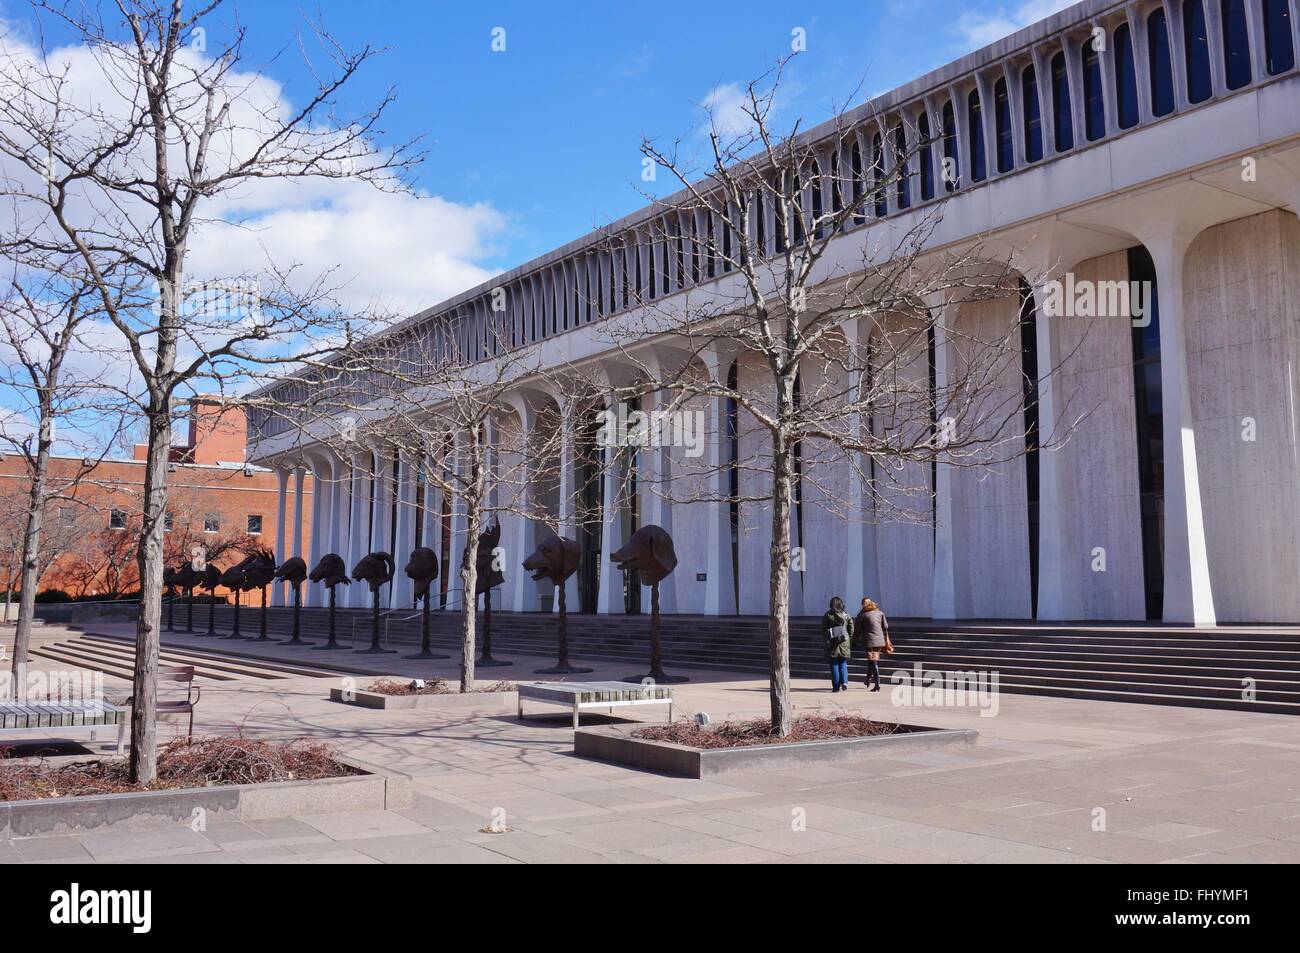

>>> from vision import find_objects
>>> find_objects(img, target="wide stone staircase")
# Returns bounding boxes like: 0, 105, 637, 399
185, 604, 1300, 714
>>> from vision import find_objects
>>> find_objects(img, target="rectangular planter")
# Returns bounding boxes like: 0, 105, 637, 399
0, 754, 411, 839
574, 723, 978, 779
329, 688, 515, 711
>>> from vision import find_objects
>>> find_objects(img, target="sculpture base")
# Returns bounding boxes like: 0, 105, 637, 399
220, 633, 251, 641
536, 664, 595, 675
402, 649, 450, 660
475, 656, 514, 667
355, 646, 396, 655
622, 673, 690, 685
279, 636, 313, 646
313, 642, 348, 651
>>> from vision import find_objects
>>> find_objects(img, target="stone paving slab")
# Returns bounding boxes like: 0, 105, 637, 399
5, 629, 1300, 863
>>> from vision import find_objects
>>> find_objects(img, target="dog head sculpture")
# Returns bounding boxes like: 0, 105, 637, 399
522, 533, 579, 585
610, 524, 677, 585
404, 547, 439, 600
274, 556, 308, 587
475, 520, 505, 594
310, 553, 351, 589
352, 552, 395, 593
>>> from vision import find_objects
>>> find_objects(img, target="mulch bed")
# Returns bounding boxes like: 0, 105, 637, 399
0, 735, 360, 801
633, 714, 899, 749
367, 677, 515, 696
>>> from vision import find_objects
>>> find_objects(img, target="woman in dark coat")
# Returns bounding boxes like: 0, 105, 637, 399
821, 596, 854, 692
855, 597, 890, 692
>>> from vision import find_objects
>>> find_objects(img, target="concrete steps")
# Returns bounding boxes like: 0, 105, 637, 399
178, 604, 1300, 715
31, 631, 348, 682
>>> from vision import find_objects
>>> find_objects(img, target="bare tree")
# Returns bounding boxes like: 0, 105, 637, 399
0, 0, 419, 780
257, 319, 572, 692
0, 261, 127, 682
592, 60, 1074, 734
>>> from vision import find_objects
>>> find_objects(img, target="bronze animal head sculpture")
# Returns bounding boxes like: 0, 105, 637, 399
163, 565, 179, 591
404, 547, 439, 601
218, 563, 246, 592
172, 563, 201, 590
352, 552, 395, 593
200, 564, 223, 592
476, 520, 505, 594
234, 549, 277, 590
610, 524, 677, 584
522, 533, 580, 585
274, 556, 308, 587
310, 553, 350, 589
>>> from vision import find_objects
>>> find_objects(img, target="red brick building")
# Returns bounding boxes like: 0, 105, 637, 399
0, 399, 312, 599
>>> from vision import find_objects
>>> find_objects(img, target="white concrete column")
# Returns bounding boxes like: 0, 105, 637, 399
420, 455, 445, 606
302, 464, 322, 607
555, 408, 581, 614
345, 450, 370, 608
930, 293, 960, 620
391, 450, 418, 609
446, 435, 469, 611
273, 467, 289, 606
702, 391, 736, 615
1032, 277, 1083, 621
841, 320, 883, 609
367, 448, 393, 607
291, 466, 306, 562
1144, 231, 1217, 625
596, 396, 625, 615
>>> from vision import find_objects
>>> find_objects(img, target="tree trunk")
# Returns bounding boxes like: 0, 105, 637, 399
769, 439, 794, 737
130, 403, 171, 783
458, 498, 480, 692
11, 425, 52, 690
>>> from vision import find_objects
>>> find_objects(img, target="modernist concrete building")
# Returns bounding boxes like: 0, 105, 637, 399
251, 0, 1300, 626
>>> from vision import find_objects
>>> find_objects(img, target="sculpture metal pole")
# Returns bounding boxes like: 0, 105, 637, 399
526, 534, 591, 676
612, 525, 687, 684
474, 522, 510, 667
198, 565, 220, 637
273, 557, 310, 646
403, 547, 447, 660
353, 552, 396, 654
310, 554, 350, 650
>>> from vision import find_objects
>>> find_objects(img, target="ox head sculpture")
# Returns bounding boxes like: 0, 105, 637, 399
610, 524, 677, 585
522, 533, 580, 586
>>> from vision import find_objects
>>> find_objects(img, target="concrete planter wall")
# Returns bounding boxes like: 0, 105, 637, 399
574, 723, 978, 778
329, 688, 515, 711
0, 755, 410, 840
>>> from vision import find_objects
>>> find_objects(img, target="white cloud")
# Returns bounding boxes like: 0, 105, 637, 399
700, 82, 759, 138
952, 1, 1078, 52
0, 34, 507, 322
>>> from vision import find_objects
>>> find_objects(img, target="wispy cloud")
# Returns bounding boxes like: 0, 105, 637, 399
952, 0, 1077, 52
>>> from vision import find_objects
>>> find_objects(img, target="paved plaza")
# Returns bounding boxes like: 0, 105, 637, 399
3, 624, 1299, 864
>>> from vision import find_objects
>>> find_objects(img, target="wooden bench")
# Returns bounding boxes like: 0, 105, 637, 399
0, 699, 128, 754
517, 681, 674, 729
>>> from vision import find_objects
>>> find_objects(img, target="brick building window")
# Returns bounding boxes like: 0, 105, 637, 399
204, 513, 220, 533
109, 509, 126, 530
163, 511, 173, 531
247, 515, 263, 535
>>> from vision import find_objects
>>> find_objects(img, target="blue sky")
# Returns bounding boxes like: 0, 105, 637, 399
220, 0, 1072, 273
1, 0, 1072, 315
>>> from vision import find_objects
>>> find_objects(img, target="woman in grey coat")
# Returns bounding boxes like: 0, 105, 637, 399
855, 597, 890, 692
